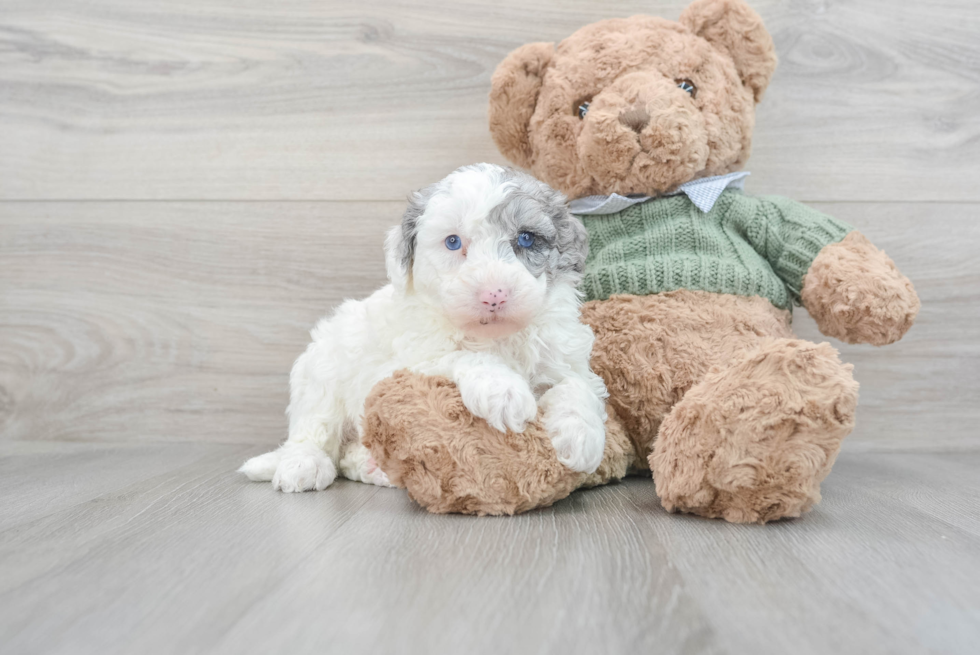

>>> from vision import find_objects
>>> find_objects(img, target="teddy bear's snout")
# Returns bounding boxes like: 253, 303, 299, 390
619, 106, 651, 133
579, 81, 709, 193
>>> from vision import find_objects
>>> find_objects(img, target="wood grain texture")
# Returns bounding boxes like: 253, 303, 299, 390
0, 443, 977, 655
2, 199, 977, 450
1, 0, 979, 201
790, 202, 980, 451
0, 203, 980, 449
0, 201, 395, 445
1, 2, 977, 653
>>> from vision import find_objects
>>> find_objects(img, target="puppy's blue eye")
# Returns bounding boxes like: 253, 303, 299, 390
445, 235, 462, 251
517, 232, 535, 248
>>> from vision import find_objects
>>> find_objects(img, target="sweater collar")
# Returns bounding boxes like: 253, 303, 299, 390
568, 171, 750, 215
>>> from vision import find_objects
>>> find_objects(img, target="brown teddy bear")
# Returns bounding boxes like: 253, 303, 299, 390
363, 0, 920, 523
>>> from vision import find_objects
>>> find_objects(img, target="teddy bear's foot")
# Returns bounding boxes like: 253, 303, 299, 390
362, 370, 636, 515
650, 338, 859, 524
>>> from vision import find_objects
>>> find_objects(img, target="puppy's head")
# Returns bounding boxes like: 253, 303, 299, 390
385, 163, 588, 339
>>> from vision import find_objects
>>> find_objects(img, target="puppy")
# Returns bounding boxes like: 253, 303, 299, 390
239, 164, 608, 492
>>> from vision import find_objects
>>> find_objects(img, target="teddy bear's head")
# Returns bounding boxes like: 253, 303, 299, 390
489, 0, 777, 198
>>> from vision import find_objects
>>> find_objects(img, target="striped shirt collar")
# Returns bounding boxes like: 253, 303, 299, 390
568, 171, 750, 215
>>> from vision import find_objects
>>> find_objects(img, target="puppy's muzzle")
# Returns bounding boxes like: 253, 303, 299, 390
479, 288, 510, 314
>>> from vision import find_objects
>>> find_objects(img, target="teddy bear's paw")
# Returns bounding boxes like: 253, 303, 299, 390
651, 338, 858, 523
456, 367, 538, 434
271, 443, 337, 493
803, 231, 920, 346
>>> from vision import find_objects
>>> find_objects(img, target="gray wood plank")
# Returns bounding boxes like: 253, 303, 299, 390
0, 444, 977, 655
0, 201, 395, 445
1, 2, 977, 653
0, 440, 239, 531
0, 0, 978, 201
1, 200, 977, 450
790, 202, 980, 451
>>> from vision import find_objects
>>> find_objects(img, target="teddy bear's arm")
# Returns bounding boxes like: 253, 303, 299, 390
751, 196, 920, 346
801, 232, 920, 346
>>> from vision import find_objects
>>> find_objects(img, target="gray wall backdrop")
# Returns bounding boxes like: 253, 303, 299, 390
1, 0, 978, 452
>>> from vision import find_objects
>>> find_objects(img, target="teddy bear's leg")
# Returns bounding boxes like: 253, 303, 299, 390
362, 370, 637, 515
582, 291, 797, 467
650, 338, 859, 523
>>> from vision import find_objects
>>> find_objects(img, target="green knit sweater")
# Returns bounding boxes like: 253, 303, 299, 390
576, 190, 852, 310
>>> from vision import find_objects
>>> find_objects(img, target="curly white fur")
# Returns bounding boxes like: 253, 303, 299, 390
239, 164, 608, 492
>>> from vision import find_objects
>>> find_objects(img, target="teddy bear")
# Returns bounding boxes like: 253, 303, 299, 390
362, 0, 920, 523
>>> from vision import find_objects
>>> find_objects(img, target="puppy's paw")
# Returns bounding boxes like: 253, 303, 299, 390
272, 446, 337, 493
540, 378, 607, 473
340, 444, 395, 488
457, 368, 537, 433
363, 455, 394, 488
545, 411, 605, 473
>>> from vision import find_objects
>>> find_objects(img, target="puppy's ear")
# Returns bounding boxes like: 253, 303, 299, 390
385, 190, 427, 292
553, 209, 589, 279
680, 0, 777, 102
532, 181, 588, 279
489, 42, 554, 168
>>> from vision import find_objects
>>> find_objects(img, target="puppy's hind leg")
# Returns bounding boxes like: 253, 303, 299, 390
239, 450, 282, 482
242, 332, 351, 492
339, 442, 394, 488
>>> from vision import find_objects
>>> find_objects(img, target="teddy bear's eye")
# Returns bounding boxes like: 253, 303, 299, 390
577, 101, 591, 119
676, 78, 697, 98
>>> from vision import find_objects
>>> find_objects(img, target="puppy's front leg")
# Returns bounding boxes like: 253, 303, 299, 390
271, 439, 337, 492
539, 375, 607, 474
239, 438, 337, 493
240, 392, 342, 493
416, 352, 537, 434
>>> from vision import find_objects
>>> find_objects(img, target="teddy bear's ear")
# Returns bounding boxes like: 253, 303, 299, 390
680, 0, 777, 102
489, 42, 555, 168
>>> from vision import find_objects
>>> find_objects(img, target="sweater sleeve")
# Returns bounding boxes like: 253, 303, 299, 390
745, 196, 854, 303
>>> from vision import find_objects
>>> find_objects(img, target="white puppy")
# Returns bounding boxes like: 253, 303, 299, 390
239, 164, 608, 492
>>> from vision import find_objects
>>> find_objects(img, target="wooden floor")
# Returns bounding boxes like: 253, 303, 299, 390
0, 443, 977, 655
2, 0, 979, 653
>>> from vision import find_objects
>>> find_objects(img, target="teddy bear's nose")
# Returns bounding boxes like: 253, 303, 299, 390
619, 107, 651, 133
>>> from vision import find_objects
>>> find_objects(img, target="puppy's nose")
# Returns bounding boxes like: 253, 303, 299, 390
619, 106, 650, 133
479, 288, 510, 311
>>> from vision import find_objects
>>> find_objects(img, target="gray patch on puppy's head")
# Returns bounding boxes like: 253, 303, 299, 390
550, 200, 589, 280
385, 181, 441, 290
396, 182, 439, 274
488, 168, 588, 285
396, 163, 501, 271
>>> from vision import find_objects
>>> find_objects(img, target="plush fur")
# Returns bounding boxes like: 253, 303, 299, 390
363, 371, 639, 515
801, 232, 922, 346
650, 335, 858, 523
365, 290, 858, 521
488, 0, 775, 198
239, 164, 610, 491
363, 0, 920, 522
